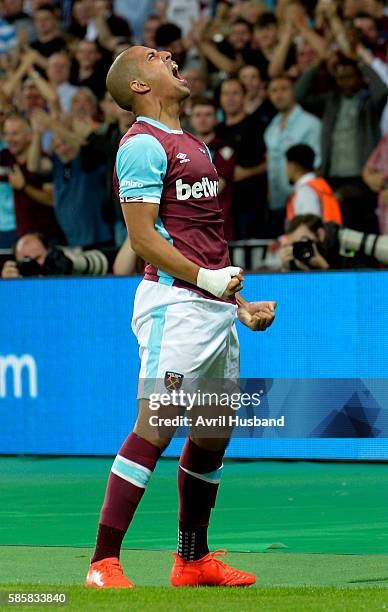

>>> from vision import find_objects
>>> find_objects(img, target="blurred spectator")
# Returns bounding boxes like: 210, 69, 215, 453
46, 52, 77, 113
238, 64, 275, 125
264, 75, 322, 237
216, 78, 267, 239
84, 91, 135, 246
29, 102, 113, 248
142, 15, 161, 48
0, 16, 17, 56
363, 134, 388, 234
0, 114, 60, 239
0, 0, 385, 274
295, 55, 387, 232
30, 5, 67, 57
164, 0, 201, 36
0, 111, 16, 247
68, 0, 132, 53
1, 0, 36, 43
267, 3, 326, 80
285, 144, 343, 223
199, 17, 267, 80
72, 39, 107, 99
190, 96, 236, 242
353, 13, 387, 60
357, 44, 388, 135
253, 12, 296, 80
1, 232, 109, 278
114, 0, 155, 43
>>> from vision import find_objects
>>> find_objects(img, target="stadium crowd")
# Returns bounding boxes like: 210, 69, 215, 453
0, 0, 387, 277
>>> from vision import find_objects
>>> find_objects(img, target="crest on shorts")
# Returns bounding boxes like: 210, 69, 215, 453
164, 371, 184, 391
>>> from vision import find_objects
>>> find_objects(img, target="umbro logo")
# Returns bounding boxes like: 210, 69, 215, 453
176, 152, 190, 163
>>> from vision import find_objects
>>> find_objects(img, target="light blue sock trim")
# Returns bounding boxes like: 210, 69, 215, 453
179, 464, 223, 484
111, 455, 152, 488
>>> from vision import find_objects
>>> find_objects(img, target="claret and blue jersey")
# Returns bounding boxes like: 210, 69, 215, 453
113, 116, 231, 295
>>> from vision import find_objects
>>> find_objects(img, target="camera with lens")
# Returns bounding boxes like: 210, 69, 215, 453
292, 237, 315, 262
16, 257, 43, 277
16, 248, 74, 277
16, 246, 108, 277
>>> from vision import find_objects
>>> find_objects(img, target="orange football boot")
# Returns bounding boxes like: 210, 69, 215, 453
85, 557, 134, 589
170, 549, 256, 587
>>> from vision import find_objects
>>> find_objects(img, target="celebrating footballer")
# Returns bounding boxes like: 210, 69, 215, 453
85, 45, 276, 589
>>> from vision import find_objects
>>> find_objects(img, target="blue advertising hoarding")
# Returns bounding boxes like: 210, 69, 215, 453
0, 271, 387, 459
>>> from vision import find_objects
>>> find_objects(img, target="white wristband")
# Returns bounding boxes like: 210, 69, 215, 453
197, 266, 242, 298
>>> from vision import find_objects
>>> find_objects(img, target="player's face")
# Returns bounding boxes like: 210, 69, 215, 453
136, 47, 190, 102
190, 105, 217, 136
268, 79, 294, 112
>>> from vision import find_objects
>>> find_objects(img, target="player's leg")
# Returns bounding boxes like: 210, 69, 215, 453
86, 399, 182, 588
171, 323, 255, 586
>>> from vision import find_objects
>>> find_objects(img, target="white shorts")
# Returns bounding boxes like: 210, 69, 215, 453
132, 280, 240, 398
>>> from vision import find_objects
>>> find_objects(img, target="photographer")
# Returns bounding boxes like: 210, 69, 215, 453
280, 214, 330, 272
1, 233, 108, 279
279, 214, 388, 272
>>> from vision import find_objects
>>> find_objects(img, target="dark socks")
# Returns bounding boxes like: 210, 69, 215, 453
177, 437, 225, 561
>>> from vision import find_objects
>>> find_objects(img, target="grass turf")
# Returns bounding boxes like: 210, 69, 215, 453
2, 457, 388, 554
2, 547, 388, 587
2, 585, 388, 612
1, 548, 388, 611
2, 458, 388, 609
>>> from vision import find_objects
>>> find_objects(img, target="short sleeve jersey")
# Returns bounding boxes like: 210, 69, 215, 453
113, 116, 230, 298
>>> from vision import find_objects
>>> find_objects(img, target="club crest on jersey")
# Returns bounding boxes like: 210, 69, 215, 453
164, 371, 184, 391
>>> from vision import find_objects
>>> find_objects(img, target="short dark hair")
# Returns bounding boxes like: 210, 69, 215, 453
286, 144, 315, 172
34, 4, 57, 16
190, 95, 217, 111
220, 77, 246, 95
155, 22, 182, 46
269, 73, 293, 85
255, 12, 277, 29
285, 214, 325, 236
335, 56, 360, 71
232, 18, 253, 33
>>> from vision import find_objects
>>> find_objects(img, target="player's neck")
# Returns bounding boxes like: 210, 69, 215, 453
138, 100, 182, 131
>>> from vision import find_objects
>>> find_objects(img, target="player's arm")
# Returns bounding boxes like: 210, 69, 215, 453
118, 134, 242, 300
122, 203, 242, 299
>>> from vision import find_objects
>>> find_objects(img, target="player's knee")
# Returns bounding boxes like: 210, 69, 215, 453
190, 436, 231, 452
133, 424, 173, 451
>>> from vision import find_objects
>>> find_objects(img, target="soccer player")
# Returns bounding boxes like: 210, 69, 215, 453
85, 46, 276, 589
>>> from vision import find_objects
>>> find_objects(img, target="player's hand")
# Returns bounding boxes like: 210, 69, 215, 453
197, 266, 243, 299
1, 260, 21, 279
222, 272, 244, 300
237, 300, 276, 331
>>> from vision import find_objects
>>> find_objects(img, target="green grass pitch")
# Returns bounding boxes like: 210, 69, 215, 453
1, 457, 388, 610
